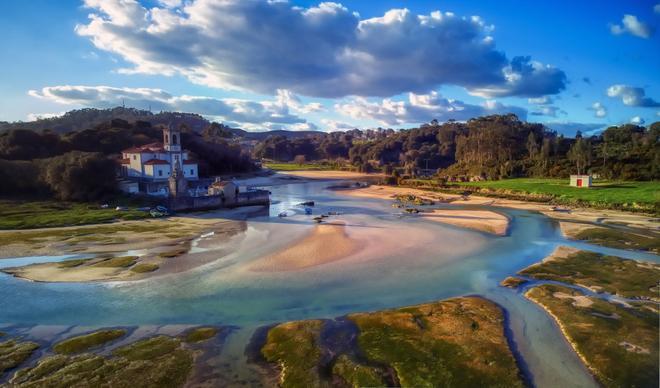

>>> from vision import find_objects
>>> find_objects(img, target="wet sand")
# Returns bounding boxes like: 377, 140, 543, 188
249, 222, 364, 272
422, 209, 510, 236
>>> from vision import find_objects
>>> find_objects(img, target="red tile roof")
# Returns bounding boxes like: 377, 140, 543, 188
143, 159, 170, 165
122, 142, 166, 153
118, 158, 130, 164
182, 160, 197, 165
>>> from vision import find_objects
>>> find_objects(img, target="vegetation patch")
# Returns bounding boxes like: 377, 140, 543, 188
348, 297, 523, 387
0, 339, 39, 375
264, 162, 338, 171
519, 249, 660, 300
331, 354, 385, 387
130, 263, 159, 273
500, 276, 528, 288
10, 335, 193, 387
526, 284, 658, 388
92, 256, 138, 268
158, 248, 189, 258
57, 258, 93, 268
53, 329, 127, 354
0, 200, 151, 230
261, 320, 325, 388
183, 327, 218, 343
260, 297, 523, 387
573, 227, 660, 253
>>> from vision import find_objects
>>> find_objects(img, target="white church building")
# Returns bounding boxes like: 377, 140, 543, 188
120, 126, 198, 181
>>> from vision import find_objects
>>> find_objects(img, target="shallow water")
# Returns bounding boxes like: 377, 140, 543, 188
1, 178, 657, 387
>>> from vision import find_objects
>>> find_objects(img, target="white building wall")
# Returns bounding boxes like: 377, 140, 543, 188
183, 164, 198, 179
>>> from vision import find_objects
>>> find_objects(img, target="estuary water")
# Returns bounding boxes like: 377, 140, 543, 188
1, 177, 657, 387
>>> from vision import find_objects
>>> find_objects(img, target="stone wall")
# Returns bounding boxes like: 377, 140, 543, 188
167, 190, 270, 212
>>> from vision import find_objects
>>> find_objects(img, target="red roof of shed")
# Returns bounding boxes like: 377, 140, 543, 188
143, 159, 170, 165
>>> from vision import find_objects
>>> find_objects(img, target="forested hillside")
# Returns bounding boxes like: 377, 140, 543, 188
254, 115, 659, 181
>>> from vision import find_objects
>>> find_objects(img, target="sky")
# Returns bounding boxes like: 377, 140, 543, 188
0, 0, 659, 135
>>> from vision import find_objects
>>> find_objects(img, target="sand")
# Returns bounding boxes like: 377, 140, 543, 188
3, 263, 132, 283
248, 222, 364, 272
340, 184, 659, 237
422, 209, 510, 236
278, 170, 383, 180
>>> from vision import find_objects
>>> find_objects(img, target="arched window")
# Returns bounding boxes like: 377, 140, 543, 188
165, 133, 169, 144
173, 134, 178, 145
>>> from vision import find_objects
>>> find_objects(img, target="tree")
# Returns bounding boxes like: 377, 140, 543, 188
567, 137, 592, 175
294, 154, 306, 165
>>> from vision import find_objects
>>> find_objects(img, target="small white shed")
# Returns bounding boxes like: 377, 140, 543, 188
569, 175, 592, 188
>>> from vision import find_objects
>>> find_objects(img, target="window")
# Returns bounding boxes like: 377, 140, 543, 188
133, 155, 136, 160
190, 169, 194, 175
158, 170, 163, 177
173, 134, 178, 145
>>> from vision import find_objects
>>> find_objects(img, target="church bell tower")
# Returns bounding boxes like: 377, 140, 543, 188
163, 125, 181, 153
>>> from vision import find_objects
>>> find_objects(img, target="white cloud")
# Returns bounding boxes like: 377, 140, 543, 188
28, 85, 320, 130
610, 14, 653, 38
26, 112, 66, 121
528, 96, 553, 105
335, 91, 526, 126
630, 116, 645, 125
75, 1, 566, 98
655, 3, 660, 13
588, 102, 608, 118
321, 119, 357, 131
530, 105, 562, 117
544, 121, 606, 137
606, 84, 660, 107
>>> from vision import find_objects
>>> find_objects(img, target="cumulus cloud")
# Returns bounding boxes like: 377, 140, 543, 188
335, 91, 527, 126
630, 116, 645, 125
655, 3, 660, 13
588, 102, 608, 118
528, 96, 553, 105
75, 0, 566, 98
606, 85, 660, 107
610, 14, 653, 38
28, 85, 320, 130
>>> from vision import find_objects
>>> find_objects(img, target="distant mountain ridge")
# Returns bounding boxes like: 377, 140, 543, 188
0, 107, 325, 140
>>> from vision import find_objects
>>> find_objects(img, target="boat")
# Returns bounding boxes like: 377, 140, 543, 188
278, 211, 288, 217
304, 207, 313, 215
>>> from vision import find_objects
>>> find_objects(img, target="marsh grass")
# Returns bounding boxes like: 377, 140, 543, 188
526, 285, 658, 388
183, 327, 218, 343
520, 250, 660, 299
92, 256, 138, 268
57, 258, 93, 268
53, 329, 126, 355
574, 228, 660, 253
0, 339, 39, 374
130, 263, 159, 273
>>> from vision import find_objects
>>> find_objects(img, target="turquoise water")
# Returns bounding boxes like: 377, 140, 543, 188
1, 178, 657, 387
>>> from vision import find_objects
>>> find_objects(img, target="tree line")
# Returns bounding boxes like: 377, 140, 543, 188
254, 115, 659, 181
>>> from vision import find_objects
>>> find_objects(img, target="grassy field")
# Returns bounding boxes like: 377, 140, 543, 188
263, 162, 340, 171
0, 200, 153, 230
452, 178, 659, 210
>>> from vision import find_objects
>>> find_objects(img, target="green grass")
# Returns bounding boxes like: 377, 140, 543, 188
526, 284, 658, 388
53, 329, 127, 354
452, 178, 659, 211
0, 199, 152, 230
519, 249, 660, 299
264, 162, 338, 171
183, 327, 218, 343
574, 227, 660, 253
0, 339, 39, 374
130, 263, 159, 273
11, 335, 193, 387
500, 276, 528, 288
92, 256, 138, 268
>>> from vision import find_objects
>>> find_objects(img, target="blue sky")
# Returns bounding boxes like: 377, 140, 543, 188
1, 0, 658, 134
